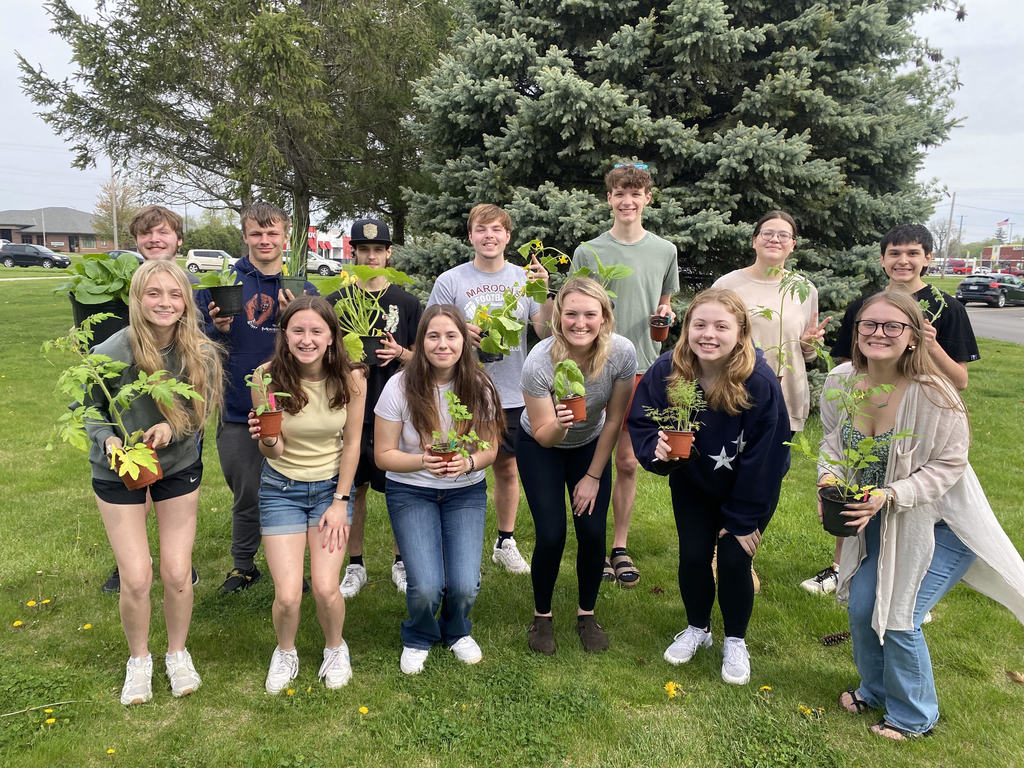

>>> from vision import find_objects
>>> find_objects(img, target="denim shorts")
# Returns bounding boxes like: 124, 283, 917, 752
258, 463, 347, 536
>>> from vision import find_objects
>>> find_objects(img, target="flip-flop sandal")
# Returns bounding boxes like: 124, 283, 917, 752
602, 558, 616, 582
839, 687, 870, 714
611, 552, 640, 587
871, 719, 933, 741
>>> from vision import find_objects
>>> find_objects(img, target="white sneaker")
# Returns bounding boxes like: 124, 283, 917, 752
265, 646, 299, 694
120, 655, 153, 706
722, 637, 751, 685
922, 610, 933, 625
492, 537, 531, 574
400, 646, 429, 675
800, 565, 838, 594
392, 561, 408, 594
448, 635, 483, 665
664, 626, 712, 665
165, 649, 201, 697
339, 564, 367, 598
318, 642, 352, 689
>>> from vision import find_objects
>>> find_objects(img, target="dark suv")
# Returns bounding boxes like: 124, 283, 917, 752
1, 243, 71, 269
955, 273, 1024, 308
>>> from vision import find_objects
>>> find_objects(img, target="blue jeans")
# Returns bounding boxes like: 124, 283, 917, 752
847, 516, 976, 734
385, 479, 487, 650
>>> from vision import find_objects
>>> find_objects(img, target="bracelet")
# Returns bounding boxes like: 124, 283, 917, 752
464, 454, 476, 475
261, 437, 279, 447
333, 493, 350, 502
586, 471, 600, 480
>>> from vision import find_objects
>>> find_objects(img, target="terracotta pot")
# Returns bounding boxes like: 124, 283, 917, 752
559, 395, 587, 423
818, 485, 862, 538
649, 315, 670, 342
115, 445, 163, 491
664, 430, 695, 459
776, 375, 783, 384
70, 296, 129, 345
257, 409, 284, 439
208, 284, 243, 318
429, 445, 458, 463
360, 335, 386, 366
477, 350, 504, 363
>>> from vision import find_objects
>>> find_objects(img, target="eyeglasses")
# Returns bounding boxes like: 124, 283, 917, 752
855, 320, 911, 338
757, 230, 794, 243
614, 162, 649, 169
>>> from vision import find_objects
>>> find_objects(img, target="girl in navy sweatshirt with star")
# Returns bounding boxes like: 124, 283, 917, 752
628, 288, 790, 686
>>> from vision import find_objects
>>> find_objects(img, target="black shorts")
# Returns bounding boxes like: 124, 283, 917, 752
499, 406, 524, 455
353, 425, 385, 493
92, 458, 204, 505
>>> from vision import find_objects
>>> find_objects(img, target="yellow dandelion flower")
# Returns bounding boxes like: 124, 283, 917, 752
664, 681, 678, 698
44, 709, 53, 714
107, 748, 116, 755
286, 689, 295, 696
13, 620, 23, 627
42, 599, 51, 604
26, 600, 36, 607
359, 706, 368, 715
83, 623, 92, 630
461, 704, 466, 711
45, 718, 56, 724
760, 685, 772, 692
306, 686, 311, 693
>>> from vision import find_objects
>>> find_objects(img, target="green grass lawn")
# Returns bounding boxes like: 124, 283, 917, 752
2, 278, 1023, 767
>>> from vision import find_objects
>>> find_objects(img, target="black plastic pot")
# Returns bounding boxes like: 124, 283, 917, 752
208, 284, 244, 318
361, 335, 386, 365
280, 276, 306, 298
70, 296, 129, 346
819, 485, 861, 537
478, 350, 504, 363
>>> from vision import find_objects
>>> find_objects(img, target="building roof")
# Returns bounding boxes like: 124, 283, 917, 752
0, 207, 97, 234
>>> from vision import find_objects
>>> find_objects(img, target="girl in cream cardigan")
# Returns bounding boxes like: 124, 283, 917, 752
822, 290, 1024, 740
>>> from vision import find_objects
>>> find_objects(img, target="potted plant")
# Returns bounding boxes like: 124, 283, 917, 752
44, 313, 203, 489
641, 377, 706, 459
55, 252, 139, 345
281, 209, 310, 298
553, 359, 587, 423
323, 265, 414, 365
785, 343, 913, 536
429, 391, 491, 462
245, 370, 291, 438
649, 314, 670, 342
194, 255, 243, 317
749, 268, 814, 381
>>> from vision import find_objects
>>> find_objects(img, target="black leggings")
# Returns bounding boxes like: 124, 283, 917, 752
669, 482, 773, 638
516, 431, 611, 614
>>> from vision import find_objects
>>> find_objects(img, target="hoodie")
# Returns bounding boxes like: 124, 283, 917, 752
196, 256, 318, 423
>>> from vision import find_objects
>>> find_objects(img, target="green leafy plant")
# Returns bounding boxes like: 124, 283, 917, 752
323, 265, 414, 337
285, 206, 311, 279
918, 283, 947, 324
642, 377, 706, 433
568, 243, 634, 298
193, 255, 240, 289
43, 314, 202, 481
430, 391, 492, 457
785, 342, 912, 499
749, 267, 813, 378
553, 359, 586, 400
55, 252, 138, 305
244, 369, 291, 415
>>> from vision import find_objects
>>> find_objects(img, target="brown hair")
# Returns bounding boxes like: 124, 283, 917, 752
467, 203, 512, 234
549, 277, 614, 377
670, 288, 755, 416
403, 305, 504, 446
752, 210, 798, 239
266, 296, 364, 415
129, 205, 183, 241
241, 201, 290, 232
605, 164, 653, 193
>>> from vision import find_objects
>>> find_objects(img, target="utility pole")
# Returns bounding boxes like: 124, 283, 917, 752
944, 191, 956, 261
41, 208, 47, 246
110, 157, 119, 250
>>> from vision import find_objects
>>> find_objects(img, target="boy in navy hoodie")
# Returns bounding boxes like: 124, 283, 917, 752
197, 202, 318, 592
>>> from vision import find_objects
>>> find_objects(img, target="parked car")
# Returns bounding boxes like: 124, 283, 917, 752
106, 249, 145, 264
1, 243, 71, 269
955, 273, 1024, 308
945, 258, 973, 275
307, 253, 343, 276
185, 249, 236, 273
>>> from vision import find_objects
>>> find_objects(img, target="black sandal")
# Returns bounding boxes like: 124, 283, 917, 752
838, 687, 870, 714
601, 558, 616, 582
871, 719, 934, 741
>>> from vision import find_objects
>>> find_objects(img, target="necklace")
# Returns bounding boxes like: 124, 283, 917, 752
864, 376, 901, 408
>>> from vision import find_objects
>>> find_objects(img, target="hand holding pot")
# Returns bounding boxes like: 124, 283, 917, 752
208, 301, 233, 333
142, 421, 173, 450
422, 450, 449, 478
376, 332, 403, 364
841, 490, 888, 533
653, 430, 677, 462
554, 402, 576, 428
247, 411, 262, 440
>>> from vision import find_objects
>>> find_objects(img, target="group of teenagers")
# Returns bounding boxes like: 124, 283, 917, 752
82, 165, 1024, 742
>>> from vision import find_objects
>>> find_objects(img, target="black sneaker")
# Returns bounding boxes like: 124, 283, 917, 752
219, 566, 262, 593
191, 567, 199, 587
102, 566, 121, 594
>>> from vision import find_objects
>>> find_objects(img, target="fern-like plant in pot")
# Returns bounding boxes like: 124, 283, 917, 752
553, 359, 587, 423
641, 377, 706, 459
44, 314, 203, 489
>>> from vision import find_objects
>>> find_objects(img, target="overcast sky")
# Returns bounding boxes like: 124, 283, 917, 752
2, 0, 1021, 244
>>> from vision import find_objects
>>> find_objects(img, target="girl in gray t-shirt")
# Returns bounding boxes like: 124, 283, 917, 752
517, 277, 636, 654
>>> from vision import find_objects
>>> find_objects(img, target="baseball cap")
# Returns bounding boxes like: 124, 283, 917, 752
350, 218, 392, 246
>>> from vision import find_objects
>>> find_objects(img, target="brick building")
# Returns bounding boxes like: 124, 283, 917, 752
0, 207, 115, 253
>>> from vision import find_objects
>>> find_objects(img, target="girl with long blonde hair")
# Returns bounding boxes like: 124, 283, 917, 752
86, 260, 223, 706
628, 288, 790, 686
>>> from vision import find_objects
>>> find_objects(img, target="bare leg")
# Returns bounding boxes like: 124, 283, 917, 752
611, 433, 639, 550
308, 526, 348, 647
263, 533, 308, 651
153, 489, 199, 653
97, 495, 152, 658
492, 451, 520, 533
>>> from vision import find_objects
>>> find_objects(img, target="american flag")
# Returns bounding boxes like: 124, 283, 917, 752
997, 218, 1010, 227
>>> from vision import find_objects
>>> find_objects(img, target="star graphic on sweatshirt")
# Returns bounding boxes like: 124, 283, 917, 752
733, 430, 747, 453
710, 446, 735, 470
